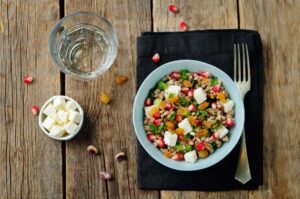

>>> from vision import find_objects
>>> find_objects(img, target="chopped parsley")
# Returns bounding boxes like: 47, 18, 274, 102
211, 77, 218, 86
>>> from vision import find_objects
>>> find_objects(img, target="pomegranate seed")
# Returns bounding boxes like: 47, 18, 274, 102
153, 119, 161, 126
181, 87, 189, 93
172, 153, 184, 160
23, 76, 33, 84
200, 71, 210, 78
213, 85, 220, 92
211, 102, 217, 109
165, 103, 173, 110
188, 104, 196, 111
212, 132, 220, 140
175, 114, 182, 122
226, 118, 235, 127
168, 4, 178, 13
147, 133, 156, 142
152, 53, 160, 63
145, 98, 152, 106
31, 105, 39, 115
187, 139, 194, 145
187, 90, 194, 97
153, 112, 160, 119
180, 21, 187, 31
157, 139, 165, 148
171, 72, 181, 80
178, 135, 184, 141
194, 120, 201, 125
196, 142, 205, 151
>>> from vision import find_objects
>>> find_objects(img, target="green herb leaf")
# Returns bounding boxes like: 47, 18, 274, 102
211, 77, 218, 86
184, 134, 190, 141
211, 120, 221, 131
199, 110, 208, 116
148, 123, 158, 134
179, 97, 190, 106
158, 81, 167, 90
168, 111, 176, 121
158, 124, 164, 132
175, 144, 184, 152
168, 93, 175, 98
180, 70, 189, 80
184, 144, 192, 152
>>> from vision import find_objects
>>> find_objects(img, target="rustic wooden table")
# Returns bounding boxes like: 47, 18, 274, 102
0, 0, 299, 198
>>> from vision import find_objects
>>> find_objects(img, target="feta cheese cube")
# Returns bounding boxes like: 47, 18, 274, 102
57, 110, 69, 123
49, 125, 66, 137
43, 103, 56, 116
65, 100, 77, 111
215, 125, 229, 138
178, 118, 193, 135
53, 97, 66, 109
163, 131, 178, 146
68, 110, 82, 124
144, 105, 158, 119
53, 113, 64, 124
222, 99, 234, 113
193, 87, 207, 104
42, 116, 55, 131
184, 150, 198, 163
165, 85, 181, 99
64, 121, 79, 134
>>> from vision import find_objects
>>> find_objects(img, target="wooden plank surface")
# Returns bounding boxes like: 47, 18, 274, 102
152, 0, 248, 199
63, 0, 158, 198
0, 0, 63, 198
239, 1, 300, 198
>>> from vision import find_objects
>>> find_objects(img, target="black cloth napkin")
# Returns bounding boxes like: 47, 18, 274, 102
136, 30, 264, 191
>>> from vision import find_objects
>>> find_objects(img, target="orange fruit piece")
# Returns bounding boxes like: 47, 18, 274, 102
198, 149, 209, 158
198, 101, 209, 110
201, 78, 209, 84
166, 121, 176, 130
175, 128, 184, 135
188, 115, 196, 124
164, 151, 173, 158
168, 96, 179, 104
115, 75, 128, 85
217, 92, 226, 103
183, 80, 193, 88
177, 107, 188, 116
195, 129, 209, 138
100, 92, 111, 104
160, 101, 167, 109
149, 107, 159, 116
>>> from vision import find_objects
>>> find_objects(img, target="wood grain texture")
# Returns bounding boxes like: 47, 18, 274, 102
153, 0, 238, 32
0, 0, 62, 198
64, 0, 158, 199
239, 1, 300, 199
152, 0, 247, 199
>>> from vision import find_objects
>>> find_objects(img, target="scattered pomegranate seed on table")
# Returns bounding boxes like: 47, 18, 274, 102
23, 76, 33, 84
152, 53, 160, 63
168, 4, 178, 13
100, 171, 112, 180
180, 21, 188, 31
31, 105, 39, 115
115, 152, 126, 161
87, 145, 99, 155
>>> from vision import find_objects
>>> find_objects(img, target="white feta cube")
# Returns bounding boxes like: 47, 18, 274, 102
215, 125, 229, 138
57, 110, 69, 123
42, 116, 55, 131
184, 150, 198, 163
178, 118, 193, 135
53, 113, 64, 125
43, 103, 56, 116
53, 97, 66, 109
163, 131, 178, 146
193, 87, 207, 104
222, 99, 234, 113
144, 105, 158, 119
49, 125, 65, 137
64, 121, 79, 134
164, 85, 181, 99
65, 100, 77, 111
68, 110, 82, 124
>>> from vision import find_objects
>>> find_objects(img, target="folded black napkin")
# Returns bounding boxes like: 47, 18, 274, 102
136, 30, 264, 190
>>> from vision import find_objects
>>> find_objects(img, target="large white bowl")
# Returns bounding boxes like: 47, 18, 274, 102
133, 60, 244, 171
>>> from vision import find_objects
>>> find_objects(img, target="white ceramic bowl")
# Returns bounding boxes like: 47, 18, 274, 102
38, 95, 84, 141
133, 60, 245, 171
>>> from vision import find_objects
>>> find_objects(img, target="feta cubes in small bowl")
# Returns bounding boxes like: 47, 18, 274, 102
39, 95, 84, 140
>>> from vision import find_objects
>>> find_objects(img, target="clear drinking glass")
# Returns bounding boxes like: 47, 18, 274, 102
49, 11, 118, 80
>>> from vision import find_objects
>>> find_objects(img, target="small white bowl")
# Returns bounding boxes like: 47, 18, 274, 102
38, 95, 84, 141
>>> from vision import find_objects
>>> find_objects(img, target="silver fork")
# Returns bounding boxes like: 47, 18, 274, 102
234, 43, 251, 184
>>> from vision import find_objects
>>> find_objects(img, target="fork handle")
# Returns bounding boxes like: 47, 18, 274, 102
235, 129, 251, 184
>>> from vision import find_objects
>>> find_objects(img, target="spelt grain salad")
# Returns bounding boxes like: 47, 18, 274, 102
143, 70, 235, 163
